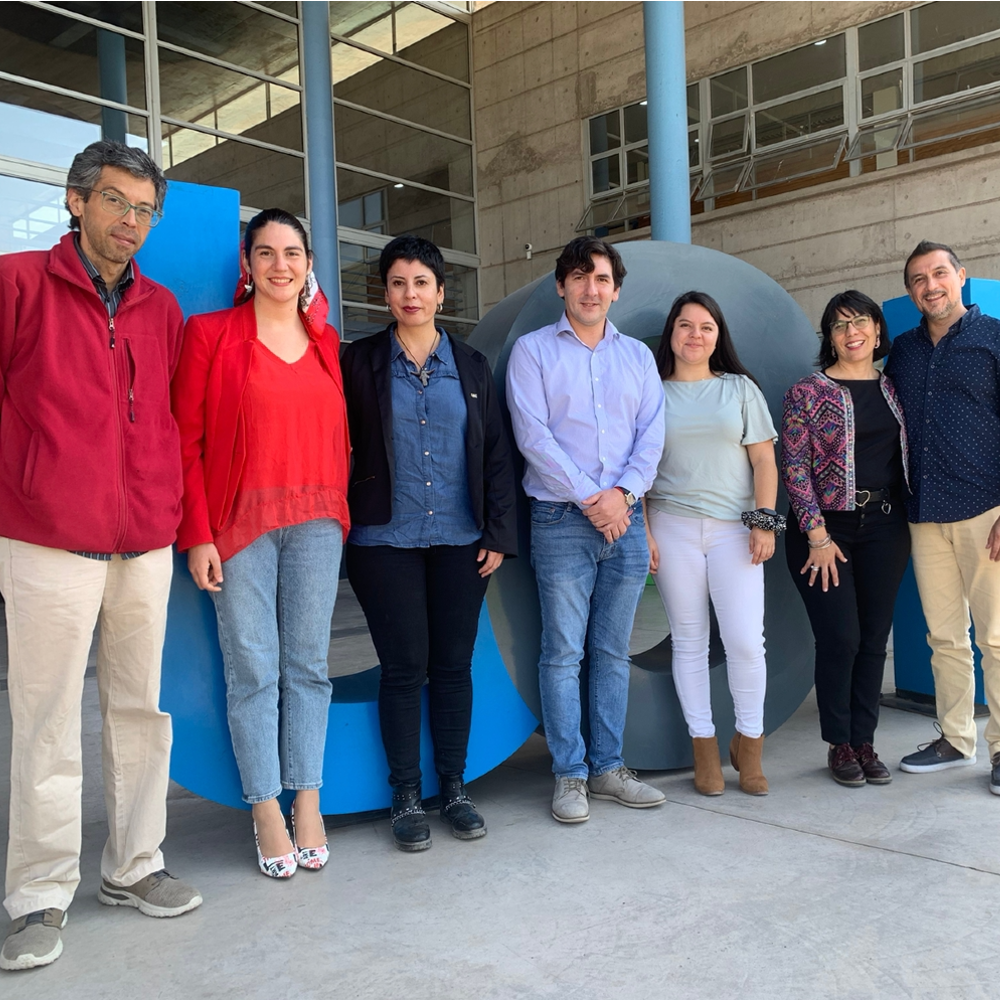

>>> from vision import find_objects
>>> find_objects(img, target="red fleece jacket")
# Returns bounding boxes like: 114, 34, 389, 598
0, 233, 184, 552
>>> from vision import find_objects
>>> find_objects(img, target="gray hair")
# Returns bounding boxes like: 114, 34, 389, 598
65, 140, 167, 230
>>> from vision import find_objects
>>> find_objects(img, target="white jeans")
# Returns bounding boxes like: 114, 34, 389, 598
648, 509, 766, 739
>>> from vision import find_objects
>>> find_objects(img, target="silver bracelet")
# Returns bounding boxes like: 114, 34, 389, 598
807, 534, 833, 549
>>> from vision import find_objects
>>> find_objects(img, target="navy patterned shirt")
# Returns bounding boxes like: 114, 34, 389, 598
886, 304, 1000, 523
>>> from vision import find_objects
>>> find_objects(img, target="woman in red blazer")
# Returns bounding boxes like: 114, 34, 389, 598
172, 209, 350, 879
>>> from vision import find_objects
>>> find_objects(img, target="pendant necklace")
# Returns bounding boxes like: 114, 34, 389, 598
398, 330, 440, 388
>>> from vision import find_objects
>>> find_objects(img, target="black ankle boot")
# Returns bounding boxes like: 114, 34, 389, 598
390, 783, 431, 852
438, 775, 486, 840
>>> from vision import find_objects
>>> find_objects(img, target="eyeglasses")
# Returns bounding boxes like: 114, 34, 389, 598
830, 315, 873, 335
94, 190, 162, 227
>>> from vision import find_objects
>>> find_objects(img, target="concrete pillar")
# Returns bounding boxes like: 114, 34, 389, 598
643, 1, 691, 243
97, 29, 128, 143
301, 1, 343, 333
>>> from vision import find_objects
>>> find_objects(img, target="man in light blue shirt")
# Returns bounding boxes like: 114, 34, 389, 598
506, 236, 665, 823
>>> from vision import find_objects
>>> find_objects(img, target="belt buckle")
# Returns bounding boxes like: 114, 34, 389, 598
855, 489, 872, 507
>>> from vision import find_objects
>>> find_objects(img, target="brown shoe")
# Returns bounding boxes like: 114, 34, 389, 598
729, 732, 768, 795
853, 743, 892, 784
828, 743, 866, 787
691, 736, 724, 796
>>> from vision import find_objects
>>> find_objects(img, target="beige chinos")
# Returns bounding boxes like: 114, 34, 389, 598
0, 538, 173, 920
909, 505, 1000, 760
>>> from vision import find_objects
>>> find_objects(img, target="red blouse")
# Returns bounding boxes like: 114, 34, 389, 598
214, 342, 350, 561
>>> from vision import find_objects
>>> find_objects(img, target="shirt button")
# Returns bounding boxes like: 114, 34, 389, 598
426, 481, 431, 486
424, 451, 430, 456
421, 419, 426, 424
428, 510, 434, 515
601, 429, 605, 433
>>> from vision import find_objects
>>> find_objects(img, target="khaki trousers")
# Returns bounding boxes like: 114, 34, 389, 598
0, 538, 173, 920
909, 506, 1000, 760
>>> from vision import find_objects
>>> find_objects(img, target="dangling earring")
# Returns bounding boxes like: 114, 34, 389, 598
875, 337, 881, 348
436, 303, 443, 313
244, 279, 254, 294
831, 346, 837, 359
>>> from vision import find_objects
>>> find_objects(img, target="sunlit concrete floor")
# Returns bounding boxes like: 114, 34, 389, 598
1, 587, 999, 999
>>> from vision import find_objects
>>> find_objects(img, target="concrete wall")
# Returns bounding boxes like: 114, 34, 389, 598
471, 0, 1000, 325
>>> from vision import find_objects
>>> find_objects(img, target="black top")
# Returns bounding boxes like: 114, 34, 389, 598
885, 304, 1000, 522
831, 377, 904, 492
339, 326, 519, 556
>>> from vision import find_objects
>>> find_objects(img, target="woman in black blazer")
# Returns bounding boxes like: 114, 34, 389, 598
341, 235, 516, 852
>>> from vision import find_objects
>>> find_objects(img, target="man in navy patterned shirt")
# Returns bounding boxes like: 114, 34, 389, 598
886, 240, 1000, 795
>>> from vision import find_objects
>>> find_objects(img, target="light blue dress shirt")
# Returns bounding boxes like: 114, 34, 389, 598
505, 313, 665, 505
349, 331, 479, 548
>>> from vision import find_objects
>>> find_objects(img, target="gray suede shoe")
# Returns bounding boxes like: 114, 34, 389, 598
551, 777, 590, 823
98, 870, 202, 918
1, 909, 66, 971
588, 766, 665, 808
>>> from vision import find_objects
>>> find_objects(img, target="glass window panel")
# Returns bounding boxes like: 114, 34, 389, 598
394, 3, 469, 82
0, 176, 72, 255
0, 80, 147, 165
687, 84, 700, 126
862, 69, 903, 118
709, 115, 747, 158
342, 304, 391, 342
589, 112, 621, 154
754, 87, 844, 147
695, 160, 748, 201
0, 7, 146, 109
752, 34, 846, 104
575, 195, 623, 233
332, 3, 394, 53
911, 2, 1000, 55
623, 102, 647, 144
710, 68, 747, 117
49, 3, 144, 32
155, 3, 299, 83
257, 2, 298, 17
743, 136, 844, 190
591, 153, 620, 194
913, 36, 1000, 104
162, 125, 305, 216
335, 104, 472, 196
607, 187, 651, 226
159, 52, 302, 150
688, 128, 699, 168
859, 14, 905, 72
332, 42, 471, 139
845, 120, 906, 159
337, 168, 476, 253
900, 92, 1000, 150
626, 146, 649, 186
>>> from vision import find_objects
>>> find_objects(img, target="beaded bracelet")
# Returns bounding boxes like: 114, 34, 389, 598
740, 508, 787, 534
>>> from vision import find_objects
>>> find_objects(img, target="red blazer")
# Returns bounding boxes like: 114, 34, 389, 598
171, 300, 350, 552
0, 233, 184, 552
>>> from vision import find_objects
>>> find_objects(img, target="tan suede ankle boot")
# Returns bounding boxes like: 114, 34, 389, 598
729, 732, 768, 795
691, 736, 724, 795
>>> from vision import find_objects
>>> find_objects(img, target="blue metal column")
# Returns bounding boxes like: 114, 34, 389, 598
643, 1, 691, 243
97, 29, 128, 143
301, 1, 343, 333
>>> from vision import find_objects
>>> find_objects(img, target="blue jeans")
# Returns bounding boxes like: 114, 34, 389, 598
211, 519, 342, 803
530, 500, 649, 779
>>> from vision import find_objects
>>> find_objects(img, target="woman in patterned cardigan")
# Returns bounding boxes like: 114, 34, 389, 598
782, 290, 910, 788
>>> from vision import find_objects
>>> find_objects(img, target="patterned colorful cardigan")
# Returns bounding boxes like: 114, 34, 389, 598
781, 372, 910, 532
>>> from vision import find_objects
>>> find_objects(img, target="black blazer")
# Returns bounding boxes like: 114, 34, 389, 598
340, 326, 517, 556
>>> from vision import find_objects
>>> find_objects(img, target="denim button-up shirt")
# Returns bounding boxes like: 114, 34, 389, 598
505, 313, 664, 505
886, 304, 1000, 523
349, 331, 479, 548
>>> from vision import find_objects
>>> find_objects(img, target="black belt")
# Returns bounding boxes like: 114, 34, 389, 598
854, 487, 894, 512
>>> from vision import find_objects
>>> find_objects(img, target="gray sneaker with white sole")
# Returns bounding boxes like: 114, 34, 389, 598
98, 869, 202, 918
1, 908, 66, 971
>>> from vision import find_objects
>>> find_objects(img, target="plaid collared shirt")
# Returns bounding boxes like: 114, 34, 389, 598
71, 235, 144, 562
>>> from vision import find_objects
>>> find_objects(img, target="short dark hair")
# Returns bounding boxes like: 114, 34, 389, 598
65, 140, 167, 231
554, 236, 626, 289
379, 234, 445, 288
903, 240, 963, 288
243, 207, 311, 259
817, 290, 889, 369
655, 290, 759, 386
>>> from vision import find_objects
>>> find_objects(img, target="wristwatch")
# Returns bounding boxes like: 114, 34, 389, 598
614, 486, 637, 507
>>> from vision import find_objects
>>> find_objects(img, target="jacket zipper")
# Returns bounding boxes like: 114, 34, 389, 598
107, 312, 128, 548
125, 340, 136, 423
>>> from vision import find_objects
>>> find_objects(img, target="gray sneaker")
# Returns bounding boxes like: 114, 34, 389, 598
1, 909, 66, 971
98, 869, 202, 918
588, 766, 666, 808
899, 734, 975, 773
551, 777, 590, 823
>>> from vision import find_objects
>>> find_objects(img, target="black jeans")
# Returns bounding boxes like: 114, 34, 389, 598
346, 542, 489, 787
785, 503, 910, 746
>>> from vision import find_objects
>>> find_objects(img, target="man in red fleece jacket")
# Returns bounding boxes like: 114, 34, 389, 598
0, 141, 202, 973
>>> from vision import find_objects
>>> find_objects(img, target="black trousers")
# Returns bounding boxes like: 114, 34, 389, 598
346, 542, 489, 787
785, 503, 910, 746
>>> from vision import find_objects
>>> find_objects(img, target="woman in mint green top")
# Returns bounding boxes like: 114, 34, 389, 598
644, 291, 780, 797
